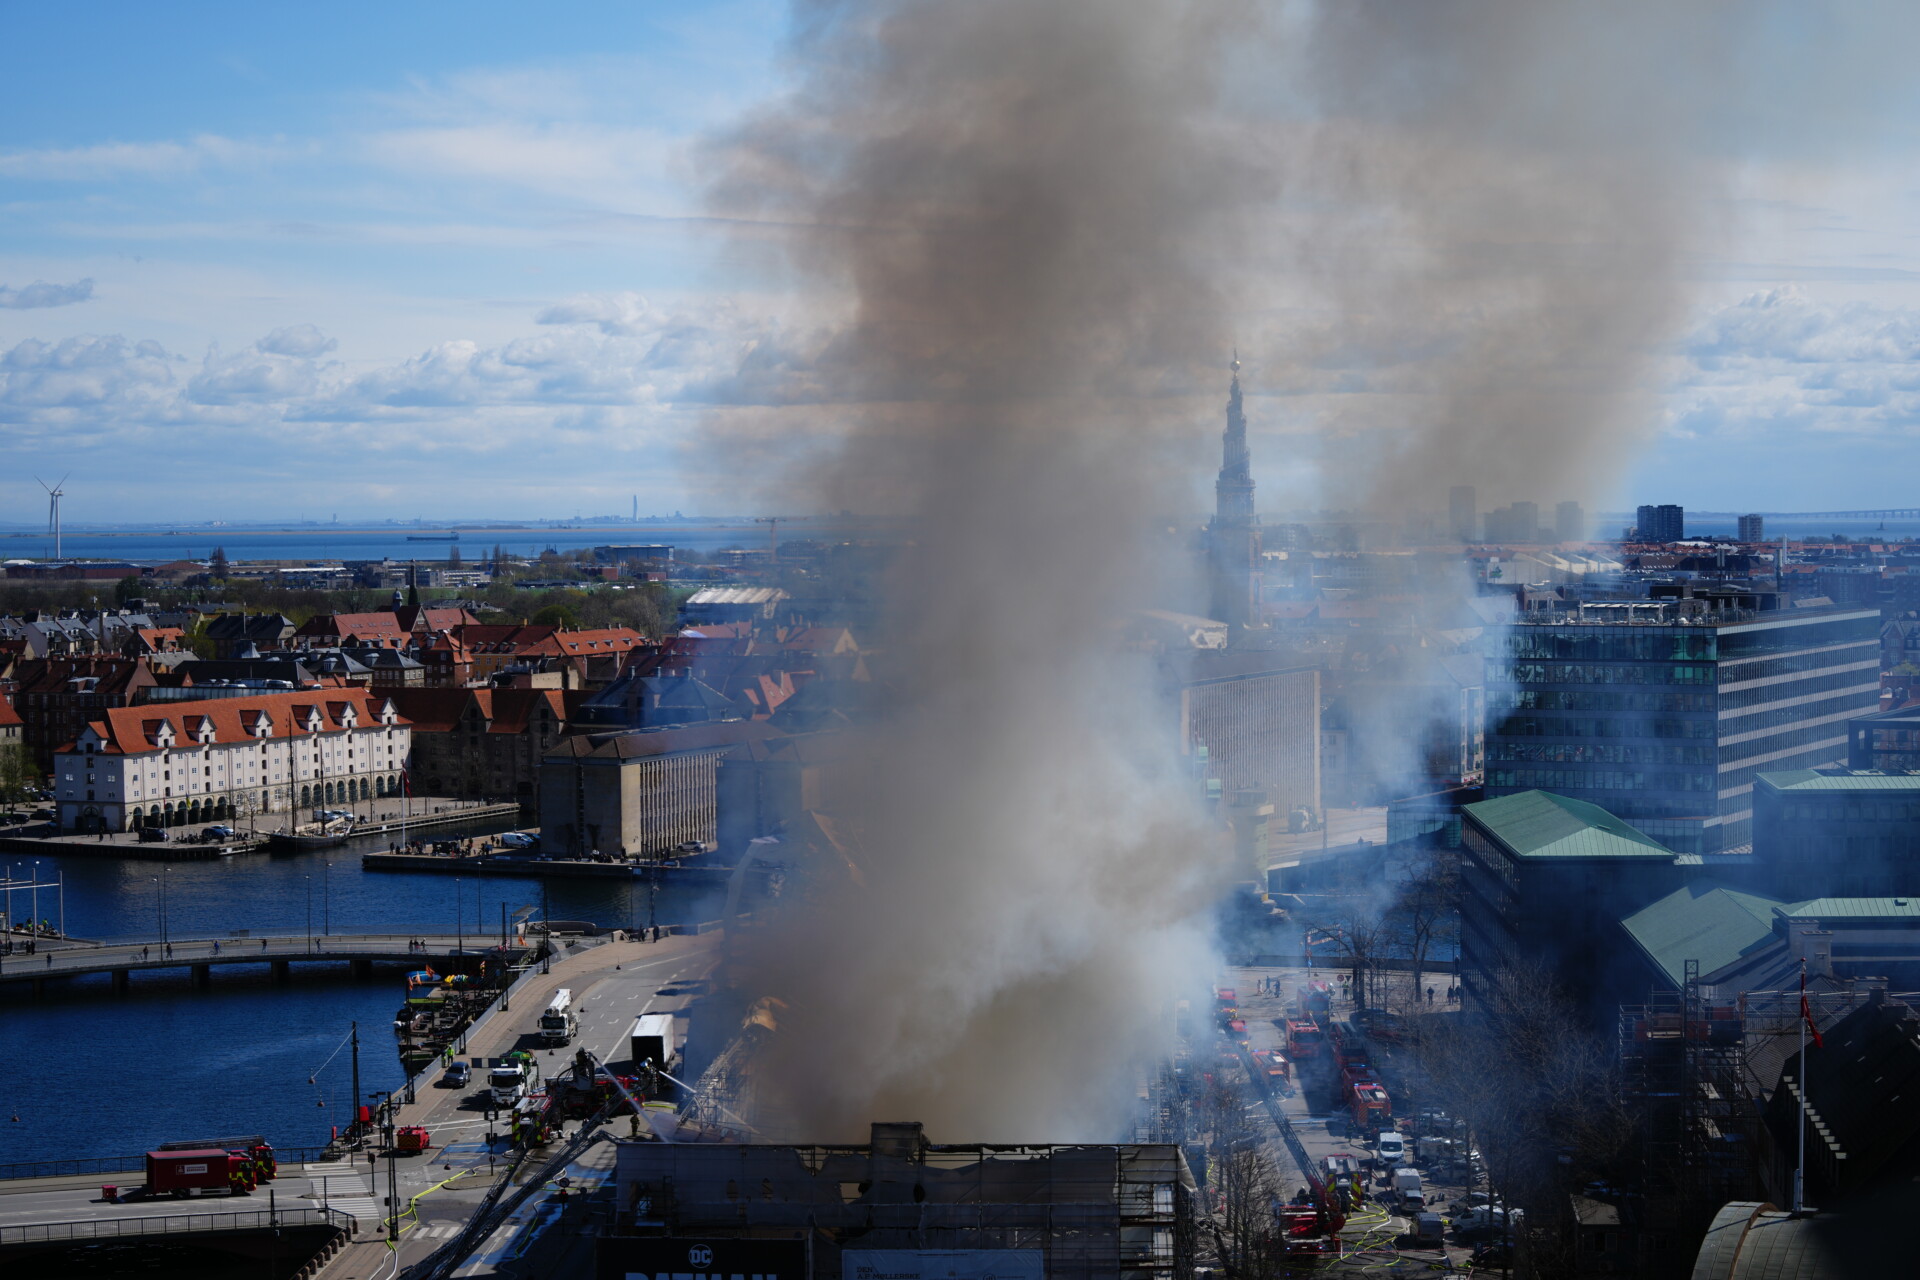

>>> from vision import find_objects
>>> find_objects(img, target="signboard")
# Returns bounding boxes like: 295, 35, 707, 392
597, 1237, 805, 1280
842, 1250, 1045, 1280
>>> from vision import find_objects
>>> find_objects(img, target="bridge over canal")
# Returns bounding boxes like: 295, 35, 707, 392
0, 931, 528, 996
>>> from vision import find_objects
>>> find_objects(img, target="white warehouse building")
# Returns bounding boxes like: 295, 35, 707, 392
54, 689, 412, 833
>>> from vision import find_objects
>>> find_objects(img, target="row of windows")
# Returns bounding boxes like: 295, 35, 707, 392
1504, 629, 1718, 662
1765, 800, 1920, 822
1720, 691, 1879, 735
1717, 644, 1877, 684
1489, 742, 1716, 766
1718, 668, 1878, 712
1492, 690, 1716, 714
1493, 715, 1717, 740
1717, 616, 1880, 657
1500, 662, 1716, 686
1488, 767, 1716, 792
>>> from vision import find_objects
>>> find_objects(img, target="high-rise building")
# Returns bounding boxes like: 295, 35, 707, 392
1449, 485, 1477, 541
1635, 503, 1684, 543
1556, 500, 1585, 543
1484, 501, 1541, 543
1738, 513, 1765, 543
1484, 598, 1881, 855
1206, 355, 1260, 630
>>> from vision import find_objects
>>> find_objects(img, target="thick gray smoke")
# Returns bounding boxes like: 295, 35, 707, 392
704, 0, 1267, 1141
695, 1, 1911, 1140
1289, 1, 1915, 517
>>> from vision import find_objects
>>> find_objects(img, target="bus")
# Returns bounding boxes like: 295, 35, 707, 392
539, 989, 577, 1045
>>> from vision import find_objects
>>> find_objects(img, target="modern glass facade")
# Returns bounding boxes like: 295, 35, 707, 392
1485, 608, 1881, 854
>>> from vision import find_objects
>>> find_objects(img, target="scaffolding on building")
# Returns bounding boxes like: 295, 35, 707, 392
609, 1124, 1196, 1280
1617, 962, 1750, 1253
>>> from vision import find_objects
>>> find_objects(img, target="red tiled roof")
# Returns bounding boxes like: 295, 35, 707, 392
0, 698, 22, 728
73, 688, 405, 757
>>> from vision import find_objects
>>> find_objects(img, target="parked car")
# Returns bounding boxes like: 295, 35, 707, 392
1376, 1131, 1408, 1167
498, 831, 537, 849
1453, 1207, 1522, 1242
1448, 1191, 1493, 1217
138, 826, 170, 843
201, 824, 237, 841
1411, 1213, 1446, 1248
439, 1061, 472, 1089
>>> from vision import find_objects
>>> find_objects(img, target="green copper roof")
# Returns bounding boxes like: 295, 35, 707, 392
1758, 769, 1920, 792
1621, 883, 1787, 987
1463, 790, 1675, 860
1782, 897, 1920, 920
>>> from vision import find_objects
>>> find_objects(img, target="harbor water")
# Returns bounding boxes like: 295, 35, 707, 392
0, 820, 725, 1168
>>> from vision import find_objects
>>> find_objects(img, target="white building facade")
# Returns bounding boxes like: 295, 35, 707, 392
55, 689, 412, 833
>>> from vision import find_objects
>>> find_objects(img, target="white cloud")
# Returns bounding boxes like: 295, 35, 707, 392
0, 278, 94, 309
1667, 288, 1920, 441
0, 135, 270, 181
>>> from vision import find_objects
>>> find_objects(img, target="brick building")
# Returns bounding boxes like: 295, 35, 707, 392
538, 720, 775, 858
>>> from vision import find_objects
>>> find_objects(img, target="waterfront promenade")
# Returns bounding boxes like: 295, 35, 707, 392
0, 929, 719, 1277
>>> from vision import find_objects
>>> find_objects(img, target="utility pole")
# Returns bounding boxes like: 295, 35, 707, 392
349, 1022, 362, 1144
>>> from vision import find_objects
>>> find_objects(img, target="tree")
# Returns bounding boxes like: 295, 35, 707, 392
447, 543, 462, 569
1391, 851, 1460, 1011
209, 546, 229, 579
114, 574, 144, 606
1199, 1078, 1290, 1279
530, 603, 580, 629
0, 743, 38, 807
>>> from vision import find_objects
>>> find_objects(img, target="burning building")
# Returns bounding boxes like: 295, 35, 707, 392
603, 1122, 1194, 1280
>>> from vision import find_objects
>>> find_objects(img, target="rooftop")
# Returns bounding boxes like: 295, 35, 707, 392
1757, 768, 1920, 793
1621, 882, 1787, 987
1463, 790, 1676, 860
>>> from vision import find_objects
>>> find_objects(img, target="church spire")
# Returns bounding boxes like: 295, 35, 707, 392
1207, 352, 1261, 632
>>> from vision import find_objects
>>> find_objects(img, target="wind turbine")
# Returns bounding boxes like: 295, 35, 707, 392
37, 475, 67, 561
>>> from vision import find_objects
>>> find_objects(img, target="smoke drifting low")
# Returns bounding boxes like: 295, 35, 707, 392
706, 0, 1267, 1140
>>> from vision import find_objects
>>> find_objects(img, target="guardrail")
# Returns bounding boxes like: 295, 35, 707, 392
0, 1146, 337, 1183
0, 1205, 351, 1244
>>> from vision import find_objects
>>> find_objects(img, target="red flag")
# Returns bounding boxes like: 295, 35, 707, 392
1800, 967, 1824, 1049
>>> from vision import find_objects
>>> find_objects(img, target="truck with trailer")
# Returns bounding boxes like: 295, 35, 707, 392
539, 988, 578, 1045
628, 1013, 678, 1075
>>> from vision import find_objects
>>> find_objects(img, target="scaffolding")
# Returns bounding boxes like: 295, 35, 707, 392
1617, 961, 1750, 1246
610, 1123, 1195, 1280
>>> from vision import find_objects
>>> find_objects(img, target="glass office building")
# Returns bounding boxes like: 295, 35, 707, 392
1485, 602, 1881, 855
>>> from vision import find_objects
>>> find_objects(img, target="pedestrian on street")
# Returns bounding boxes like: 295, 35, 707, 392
1426, 986, 1435, 1003
142, 946, 149, 959
45, 954, 52, 968
261, 938, 267, 950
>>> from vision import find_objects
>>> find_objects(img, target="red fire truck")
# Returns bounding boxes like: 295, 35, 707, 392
1284, 1018, 1325, 1060
145, 1148, 258, 1198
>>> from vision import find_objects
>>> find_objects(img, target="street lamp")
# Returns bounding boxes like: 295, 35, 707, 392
323, 860, 332, 936
304, 875, 313, 953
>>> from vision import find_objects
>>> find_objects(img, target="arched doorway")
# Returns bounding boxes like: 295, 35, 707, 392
130, 806, 143, 830
300, 786, 311, 807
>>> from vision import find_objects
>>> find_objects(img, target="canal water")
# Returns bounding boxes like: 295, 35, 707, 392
0, 820, 726, 1168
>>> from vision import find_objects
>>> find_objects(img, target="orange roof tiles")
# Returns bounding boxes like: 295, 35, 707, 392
75, 688, 404, 757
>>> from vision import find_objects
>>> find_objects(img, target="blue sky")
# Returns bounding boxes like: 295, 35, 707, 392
4, 3, 1920, 525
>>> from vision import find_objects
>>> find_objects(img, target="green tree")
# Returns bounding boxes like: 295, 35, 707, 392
209, 546, 229, 579
530, 603, 580, 629
0, 743, 37, 807
114, 574, 144, 606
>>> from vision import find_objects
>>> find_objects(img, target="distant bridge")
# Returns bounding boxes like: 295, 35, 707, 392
1679, 509, 1920, 521
0, 931, 519, 993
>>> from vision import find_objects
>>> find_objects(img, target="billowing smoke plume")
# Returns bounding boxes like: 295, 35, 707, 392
696, 0, 1912, 1140
704, 0, 1268, 1141
1287, 2, 1915, 516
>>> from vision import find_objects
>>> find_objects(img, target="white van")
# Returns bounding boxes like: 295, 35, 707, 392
1390, 1167, 1426, 1210
1376, 1131, 1407, 1167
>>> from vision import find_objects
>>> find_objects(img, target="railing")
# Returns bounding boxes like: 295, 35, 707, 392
0, 1205, 352, 1244
0, 1146, 337, 1183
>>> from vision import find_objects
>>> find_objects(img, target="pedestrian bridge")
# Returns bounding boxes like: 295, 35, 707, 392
0, 931, 524, 994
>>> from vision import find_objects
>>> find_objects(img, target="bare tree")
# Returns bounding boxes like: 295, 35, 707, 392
1199, 1078, 1293, 1280
1392, 850, 1460, 1011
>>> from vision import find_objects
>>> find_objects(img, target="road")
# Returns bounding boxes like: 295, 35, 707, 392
317, 929, 719, 1279
0, 930, 718, 1278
